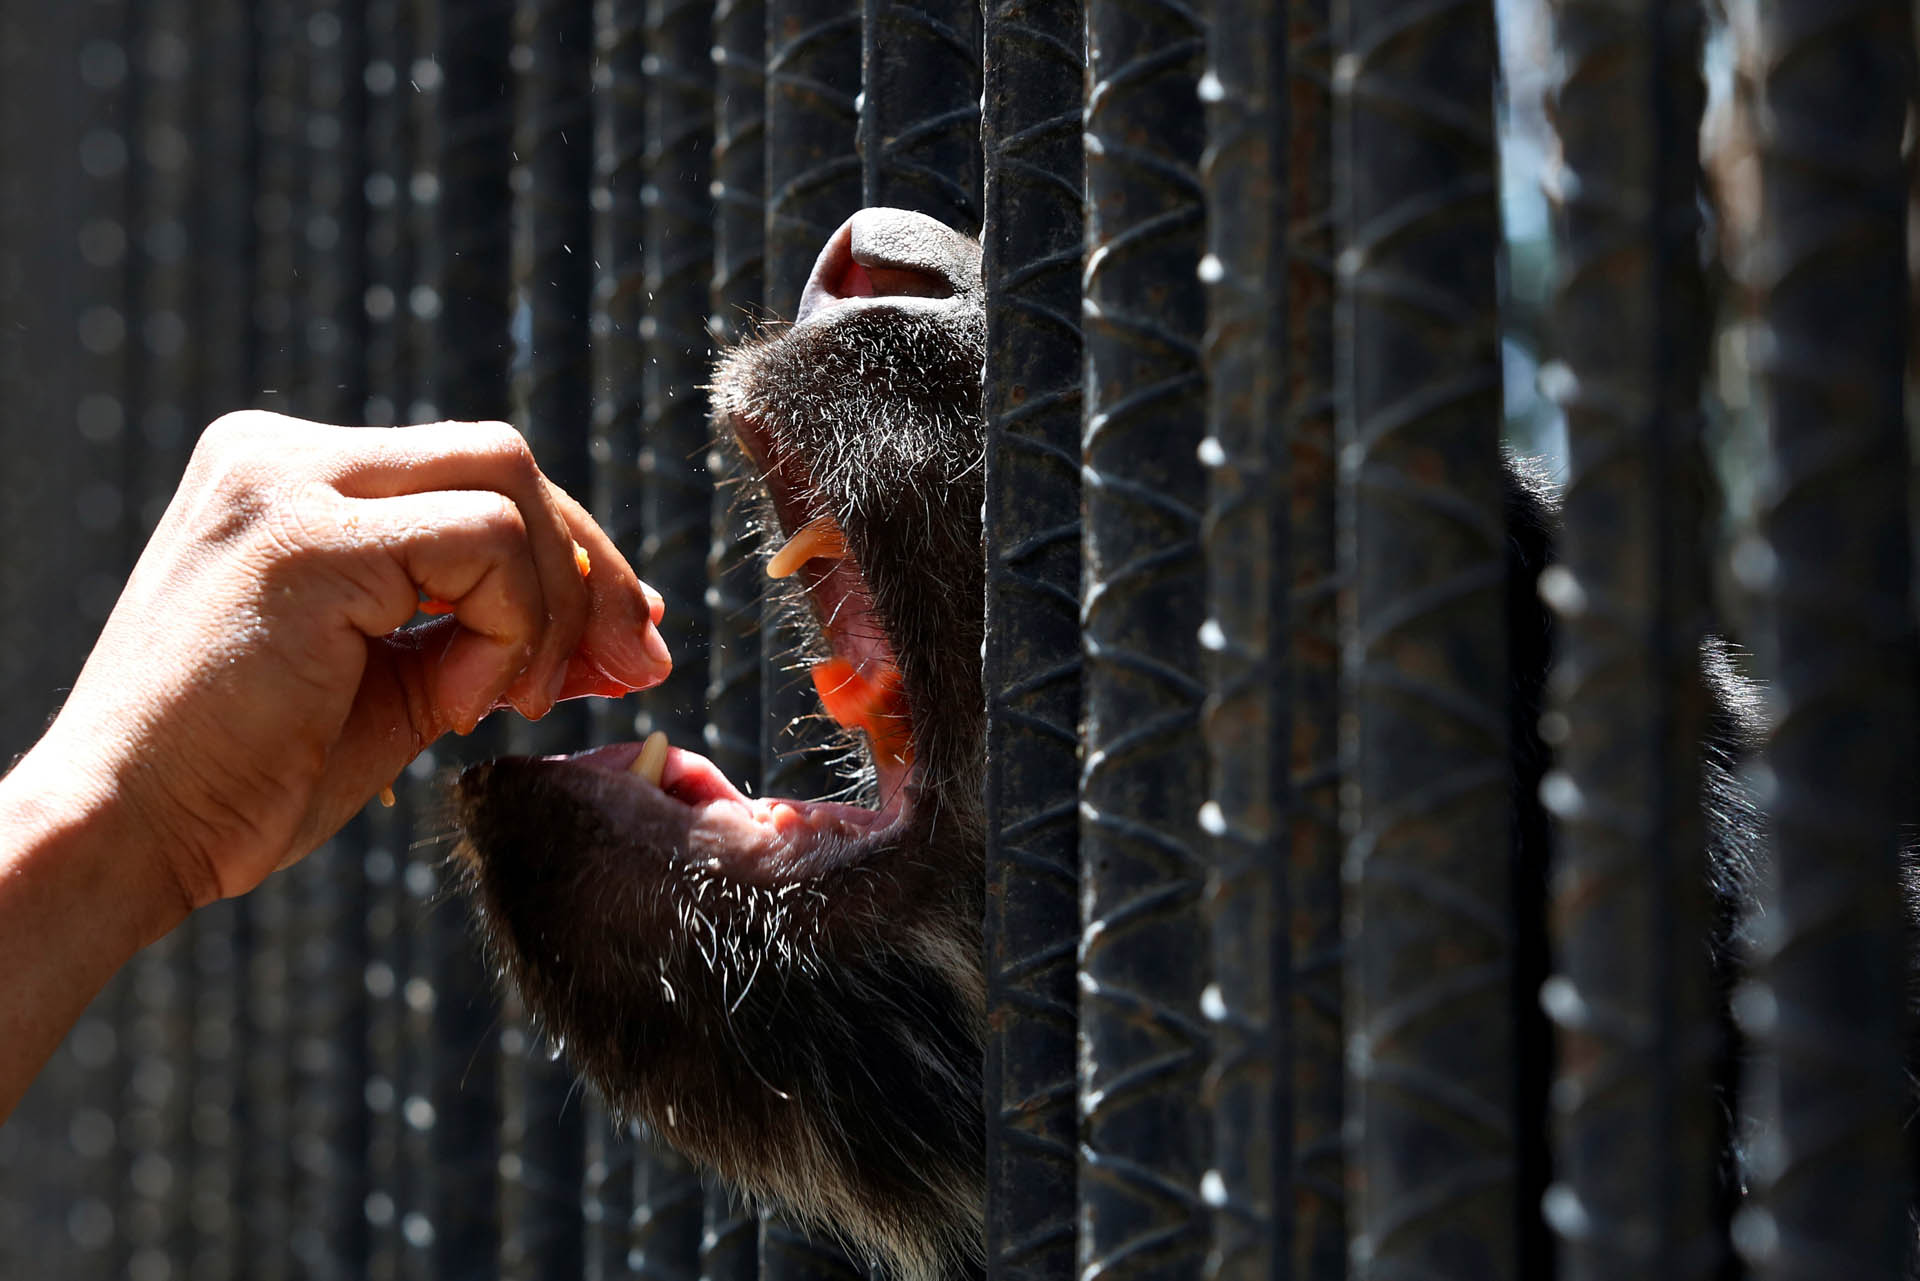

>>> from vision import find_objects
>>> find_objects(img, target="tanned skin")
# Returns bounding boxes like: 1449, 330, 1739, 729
0, 411, 672, 1120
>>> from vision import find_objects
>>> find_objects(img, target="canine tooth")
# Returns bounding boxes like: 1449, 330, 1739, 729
630, 730, 669, 785
766, 514, 848, 579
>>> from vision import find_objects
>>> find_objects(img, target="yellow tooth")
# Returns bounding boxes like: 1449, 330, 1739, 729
630, 730, 669, 785
767, 514, 848, 579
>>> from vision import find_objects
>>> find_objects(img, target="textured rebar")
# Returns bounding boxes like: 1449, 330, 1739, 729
1331, 0, 1516, 1276
588, 0, 650, 1273
360, 4, 420, 1263
1196, 0, 1346, 1275
243, 4, 307, 1274
704, 0, 768, 808
703, 1187, 762, 1281
759, 1214, 869, 1281
1536, 1, 1721, 1277
1732, 1, 1917, 1274
760, 0, 862, 808
120, 4, 200, 1280
977, 0, 1085, 1274
292, 7, 376, 1279
857, 0, 981, 225
1078, 0, 1212, 1277
503, 1, 597, 1274
185, 7, 257, 1276
624, 0, 724, 1274
641, 0, 719, 790
423, 0, 516, 1270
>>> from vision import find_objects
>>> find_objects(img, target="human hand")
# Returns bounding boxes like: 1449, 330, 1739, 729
22, 410, 671, 911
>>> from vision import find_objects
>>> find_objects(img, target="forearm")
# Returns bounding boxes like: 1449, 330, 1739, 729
0, 733, 191, 1121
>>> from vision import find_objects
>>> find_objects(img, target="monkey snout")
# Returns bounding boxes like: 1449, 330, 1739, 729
795, 207, 983, 326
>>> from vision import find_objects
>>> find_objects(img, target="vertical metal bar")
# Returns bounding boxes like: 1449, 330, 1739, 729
758, 0, 862, 815
977, 0, 1084, 1272
1078, 0, 1211, 1277
185, 8, 256, 1277
704, 1, 766, 1271
503, 0, 596, 1272
857, 0, 981, 224
121, 3, 197, 1279
1734, 1, 1917, 1274
293, 6, 376, 1279
1536, 0, 1721, 1277
423, 0, 516, 1271
705, 0, 768, 807
589, 0, 648, 1273
244, 4, 306, 1275
630, 0, 724, 1271
1198, 0, 1345, 1273
0, 6, 136, 1279
1331, 0, 1515, 1276
361, 2, 420, 1271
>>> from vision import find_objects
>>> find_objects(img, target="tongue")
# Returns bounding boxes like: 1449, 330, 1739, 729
811, 659, 913, 767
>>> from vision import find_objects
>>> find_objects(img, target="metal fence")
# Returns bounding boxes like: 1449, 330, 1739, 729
0, 0, 1915, 1278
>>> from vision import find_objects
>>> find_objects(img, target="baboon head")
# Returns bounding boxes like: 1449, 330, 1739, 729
453, 208, 990, 1280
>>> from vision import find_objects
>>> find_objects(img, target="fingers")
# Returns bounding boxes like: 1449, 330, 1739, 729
337, 489, 555, 726
542, 482, 673, 693
318, 419, 593, 711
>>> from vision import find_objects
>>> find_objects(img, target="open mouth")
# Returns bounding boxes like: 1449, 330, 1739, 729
528, 210, 970, 887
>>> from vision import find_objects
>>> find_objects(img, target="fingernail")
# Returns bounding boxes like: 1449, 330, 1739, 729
546, 661, 569, 707
641, 622, 672, 672
642, 583, 665, 625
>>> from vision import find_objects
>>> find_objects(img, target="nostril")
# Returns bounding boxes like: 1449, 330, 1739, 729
831, 259, 879, 301
860, 264, 953, 301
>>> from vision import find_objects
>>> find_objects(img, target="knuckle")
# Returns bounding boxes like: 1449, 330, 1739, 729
471, 422, 538, 479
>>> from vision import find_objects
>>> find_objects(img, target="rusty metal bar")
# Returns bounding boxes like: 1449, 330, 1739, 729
1332, 0, 1520, 1276
588, 0, 648, 1272
977, 0, 1084, 1272
758, 0, 862, 813
705, 0, 768, 813
1734, 1, 1917, 1274
857, 0, 980, 225
1196, 0, 1346, 1274
422, 0, 516, 1269
1077, 0, 1212, 1276
704, 0, 767, 1268
501, 0, 597, 1275
361, 0, 420, 1263
1536, 1, 1722, 1277
185, 5, 258, 1275
292, 7, 375, 1279
242, 4, 307, 1273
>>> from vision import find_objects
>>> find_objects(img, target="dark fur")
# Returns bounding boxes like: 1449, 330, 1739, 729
451, 212, 1804, 1278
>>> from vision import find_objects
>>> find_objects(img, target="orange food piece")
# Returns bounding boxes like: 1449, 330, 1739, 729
420, 539, 592, 617
811, 657, 913, 767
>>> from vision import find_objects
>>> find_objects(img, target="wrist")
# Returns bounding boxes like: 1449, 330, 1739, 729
0, 730, 196, 951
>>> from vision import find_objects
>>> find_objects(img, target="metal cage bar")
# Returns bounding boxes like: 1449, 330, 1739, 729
589, 0, 649, 1273
421, 0, 516, 1269
1196, 0, 1347, 1274
758, 0, 864, 819
977, 0, 1085, 1272
1077, 0, 1213, 1279
857, 0, 981, 225
704, 0, 769, 1268
1735, 1, 1918, 1274
1536, 0, 1722, 1277
1331, 0, 1522, 1277
502, 0, 597, 1274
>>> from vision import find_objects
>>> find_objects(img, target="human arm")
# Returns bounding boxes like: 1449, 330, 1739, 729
0, 411, 671, 1118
